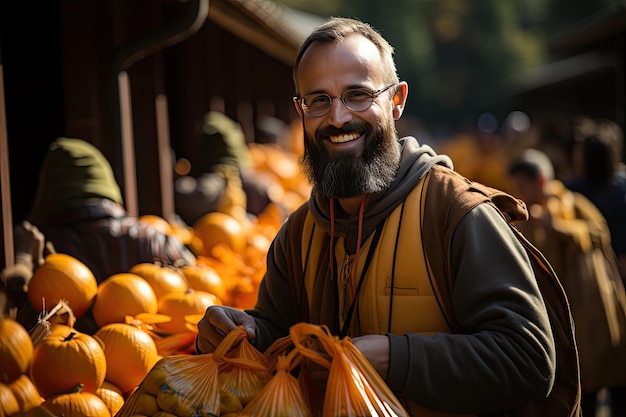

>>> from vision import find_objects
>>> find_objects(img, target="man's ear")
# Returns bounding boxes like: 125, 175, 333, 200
392, 82, 408, 120
293, 97, 303, 118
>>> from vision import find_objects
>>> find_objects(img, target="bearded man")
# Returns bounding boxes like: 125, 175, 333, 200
196, 16, 580, 417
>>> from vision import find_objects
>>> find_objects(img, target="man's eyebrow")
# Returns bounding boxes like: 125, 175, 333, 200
303, 84, 371, 96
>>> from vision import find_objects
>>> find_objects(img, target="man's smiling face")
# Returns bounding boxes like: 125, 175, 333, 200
295, 34, 402, 198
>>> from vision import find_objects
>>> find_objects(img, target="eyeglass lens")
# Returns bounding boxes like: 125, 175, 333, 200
300, 85, 395, 117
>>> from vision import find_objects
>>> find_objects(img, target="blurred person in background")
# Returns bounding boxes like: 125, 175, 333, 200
9, 137, 196, 334
563, 116, 626, 417
565, 116, 626, 284
508, 147, 626, 417
174, 110, 279, 225
434, 112, 516, 193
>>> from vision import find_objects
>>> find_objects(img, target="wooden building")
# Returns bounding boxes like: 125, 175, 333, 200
0, 0, 322, 267
505, 4, 626, 151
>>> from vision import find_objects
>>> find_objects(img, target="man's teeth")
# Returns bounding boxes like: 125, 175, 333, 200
329, 133, 360, 143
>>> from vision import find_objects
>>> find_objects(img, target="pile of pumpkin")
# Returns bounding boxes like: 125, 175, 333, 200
0, 202, 295, 416
0, 135, 314, 416
0, 313, 144, 417
0, 261, 237, 416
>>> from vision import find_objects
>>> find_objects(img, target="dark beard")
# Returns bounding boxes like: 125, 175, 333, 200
300, 117, 401, 198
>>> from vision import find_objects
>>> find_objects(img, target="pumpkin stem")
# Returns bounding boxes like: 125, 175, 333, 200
31, 300, 76, 345
45, 241, 57, 256
64, 331, 78, 342
72, 383, 85, 393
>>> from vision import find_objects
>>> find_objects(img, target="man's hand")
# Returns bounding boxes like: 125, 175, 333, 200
195, 305, 256, 353
351, 334, 390, 379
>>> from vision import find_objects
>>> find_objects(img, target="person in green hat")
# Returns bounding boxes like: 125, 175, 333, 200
8, 137, 196, 333
175, 110, 277, 225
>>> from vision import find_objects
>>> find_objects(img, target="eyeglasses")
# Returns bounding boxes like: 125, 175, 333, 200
295, 84, 397, 118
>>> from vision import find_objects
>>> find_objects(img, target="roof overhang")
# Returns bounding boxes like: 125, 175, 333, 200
207, 0, 323, 66
505, 51, 618, 96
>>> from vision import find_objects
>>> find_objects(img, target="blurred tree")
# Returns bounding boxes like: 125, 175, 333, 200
280, 0, 625, 133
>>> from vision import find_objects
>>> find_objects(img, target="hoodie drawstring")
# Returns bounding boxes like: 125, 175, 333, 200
330, 195, 367, 335
329, 198, 335, 280
350, 196, 366, 298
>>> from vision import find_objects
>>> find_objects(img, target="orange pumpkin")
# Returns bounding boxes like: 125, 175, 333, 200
179, 264, 227, 302
156, 290, 221, 335
94, 323, 159, 393
0, 316, 33, 384
96, 381, 124, 416
228, 277, 259, 310
138, 214, 173, 235
128, 263, 188, 298
0, 381, 20, 416
30, 330, 106, 399
92, 273, 158, 327
192, 211, 247, 256
46, 323, 75, 338
42, 383, 111, 417
139, 214, 194, 245
255, 202, 287, 230
27, 253, 97, 318
8, 374, 44, 413
12, 404, 58, 417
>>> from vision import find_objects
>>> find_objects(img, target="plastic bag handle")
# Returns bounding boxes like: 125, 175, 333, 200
213, 325, 247, 360
290, 322, 338, 368
275, 347, 303, 373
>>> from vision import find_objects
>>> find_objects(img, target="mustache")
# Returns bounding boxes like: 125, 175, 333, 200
316, 122, 371, 140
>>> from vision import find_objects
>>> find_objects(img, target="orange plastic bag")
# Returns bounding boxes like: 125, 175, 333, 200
298, 352, 326, 417
262, 333, 324, 416
263, 334, 295, 372
291, 322, 409, 417
214, 325, 273, 407
115, 325, 266, 417
239, 347, 313, 416
114, 352, 220, 417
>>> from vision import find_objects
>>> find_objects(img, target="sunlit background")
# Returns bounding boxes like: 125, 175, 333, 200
281, 0, 626, 138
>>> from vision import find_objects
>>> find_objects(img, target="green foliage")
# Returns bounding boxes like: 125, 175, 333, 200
279, 0, 626, 130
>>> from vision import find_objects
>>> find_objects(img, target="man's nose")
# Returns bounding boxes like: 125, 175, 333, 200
326, 97, 352, 127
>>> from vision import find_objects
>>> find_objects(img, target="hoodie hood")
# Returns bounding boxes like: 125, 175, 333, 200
194, 111, 251, 175
308, 136, 453, 250
28, 137, 124, 226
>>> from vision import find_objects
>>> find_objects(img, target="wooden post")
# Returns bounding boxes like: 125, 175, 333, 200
0, 47, 14, 268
